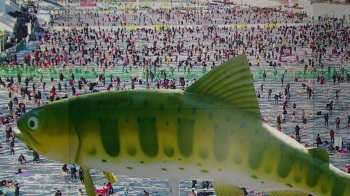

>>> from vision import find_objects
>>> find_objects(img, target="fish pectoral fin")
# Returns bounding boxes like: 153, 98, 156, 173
267, 191, 310, 196
82, 167, 96, 196
185, 55, 261, 118
103, 171, 118, 183
213, 181, 246, 196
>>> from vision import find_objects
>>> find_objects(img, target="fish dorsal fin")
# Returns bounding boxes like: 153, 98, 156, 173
308, 148, 330, 163
103, 171, 118, 183
213, 181, 246, 196
267, 191, 310, 196
185, 55, 261, 117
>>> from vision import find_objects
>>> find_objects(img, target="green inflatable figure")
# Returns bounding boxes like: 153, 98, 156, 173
15, 55, 350, 196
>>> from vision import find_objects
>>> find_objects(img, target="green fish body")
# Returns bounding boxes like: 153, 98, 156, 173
15, 55, 350, 196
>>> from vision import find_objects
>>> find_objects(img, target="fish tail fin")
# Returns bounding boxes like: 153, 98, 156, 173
103, 171, 118, 183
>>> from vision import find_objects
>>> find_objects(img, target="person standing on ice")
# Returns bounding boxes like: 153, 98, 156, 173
78, 167, 84, 184
14, 182, 22, 196
10, 138, 15, 156
70, 164, 77, 180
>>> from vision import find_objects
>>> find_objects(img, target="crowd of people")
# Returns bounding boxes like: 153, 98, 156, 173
1, 1, 350, 195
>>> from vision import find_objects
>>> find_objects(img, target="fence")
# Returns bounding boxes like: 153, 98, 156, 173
0, 63, 348, 84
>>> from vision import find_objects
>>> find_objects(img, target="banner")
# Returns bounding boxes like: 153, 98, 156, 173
80, 2, 97, 7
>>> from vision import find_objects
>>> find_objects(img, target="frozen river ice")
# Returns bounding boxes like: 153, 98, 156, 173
1, 2, 350, 196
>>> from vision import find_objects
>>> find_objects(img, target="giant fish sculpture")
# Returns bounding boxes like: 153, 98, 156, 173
15, 55, 350, 196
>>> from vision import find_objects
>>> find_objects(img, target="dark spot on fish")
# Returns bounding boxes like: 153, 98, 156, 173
166, 121, 169, 126
164, 146, 174, 157
87, 148, 96, 156
177, 105, 182, 112
102, 159, 107, 162
179, 168, 184, 170
306, 166, 320, 187
197, 163, 202, 166
144, 101, 148, 108
226, 117, 231, 122
177, 119, 195, 157
127, 147, 136, 156
240, 139, 243, 144
249, 143, 264, 170
192, 108, 197, 115
277, 154, 293, 178
161, 168, 167, 171
251, 175, 257, 179
99, 118, 120, 157
199, 149, 208, 159
261, 181, 264, 184
218, 169, 222, 171
240, 123, 245, 129
214, 124, 218, 132
178, 158, 181, 161
286, 183, 293, 187
140, 161, 145, 164
201, 170, 209, 173
127, 167, 133, 170
126, 118, 129, 123
214, 125, 230, 161
321, 185, 328, 194
264, 165, 272, 174
209, 113, 214, 120
233, 155, 242, 164
294, 176, 301, 183
160, 104, 164, 111
138, 117, 159, 157
163, 161, 166, 163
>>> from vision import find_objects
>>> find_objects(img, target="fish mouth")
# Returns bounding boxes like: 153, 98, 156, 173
14, 127, 30, 146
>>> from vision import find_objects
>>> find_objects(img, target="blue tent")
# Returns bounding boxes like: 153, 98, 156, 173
42, 0, 63, 7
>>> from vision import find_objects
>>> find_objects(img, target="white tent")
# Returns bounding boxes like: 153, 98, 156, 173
241, 0, 283, 7
37, 10, 51, 25
38, 10, 50, 15
0, 13, 17, 35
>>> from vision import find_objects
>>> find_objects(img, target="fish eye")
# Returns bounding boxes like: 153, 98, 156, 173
27, 116, 39, 131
